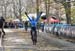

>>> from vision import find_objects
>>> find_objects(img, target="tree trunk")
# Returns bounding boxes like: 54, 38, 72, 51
36, 0, 39, 17
13, 0, 16, 18
45, 0, 50, 23
64, 2, 71, 24
19, 0, 22, 21
1, 6, 3, 16
4, 6, 7, 18
45, 0, 50, 18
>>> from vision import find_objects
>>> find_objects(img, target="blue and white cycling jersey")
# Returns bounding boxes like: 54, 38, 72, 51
30, 20, 37, 27
27, 13, 42, 27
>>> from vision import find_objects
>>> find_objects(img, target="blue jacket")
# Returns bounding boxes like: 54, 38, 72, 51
27, 14, 41, 27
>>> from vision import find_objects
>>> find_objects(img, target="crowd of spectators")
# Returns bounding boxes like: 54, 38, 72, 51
4, 21, 23, 28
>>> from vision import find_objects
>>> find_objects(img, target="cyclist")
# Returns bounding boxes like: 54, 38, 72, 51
25, 12, 42, 45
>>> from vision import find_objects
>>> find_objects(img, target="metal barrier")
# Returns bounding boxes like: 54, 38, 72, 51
45, 24, 75, 39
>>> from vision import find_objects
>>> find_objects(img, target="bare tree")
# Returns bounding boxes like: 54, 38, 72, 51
19, 0, 22, 21
12, 0, 18, 18
2, 0, 11, 18
54, 0, 71, 24
45, 0, 50, 18
0, 0, 4, 16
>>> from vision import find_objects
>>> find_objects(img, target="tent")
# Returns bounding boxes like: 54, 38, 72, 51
13, 19, 20, 22
49, 17, 59, 23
